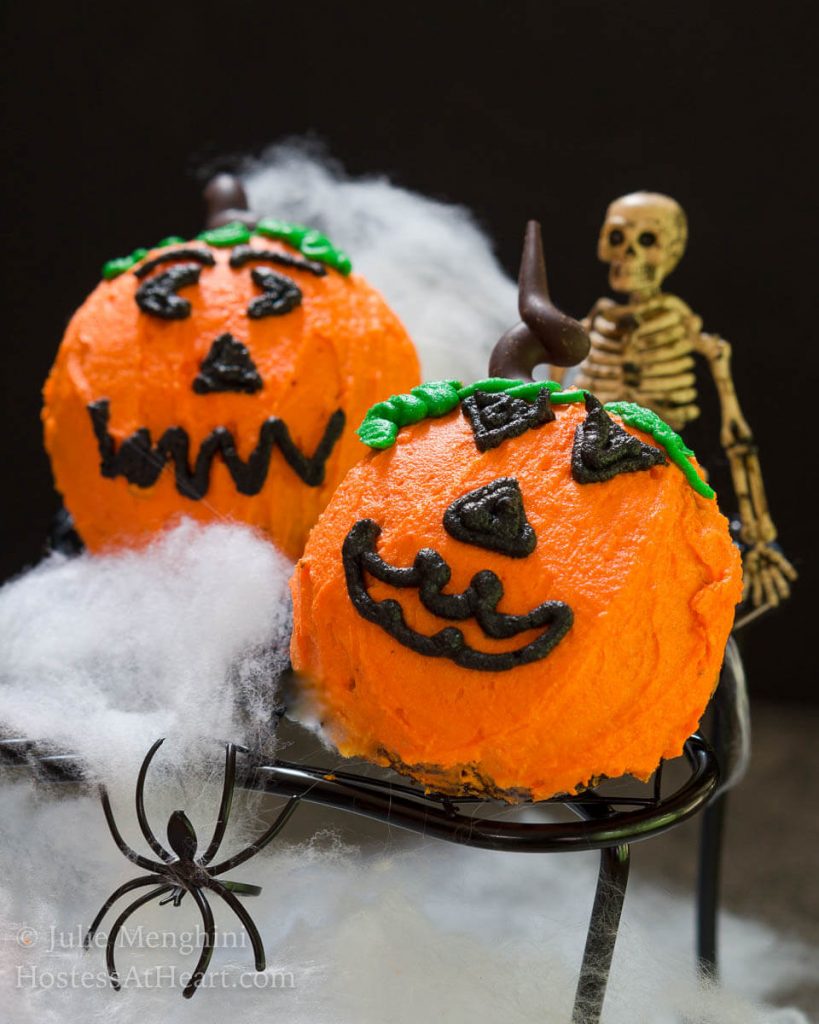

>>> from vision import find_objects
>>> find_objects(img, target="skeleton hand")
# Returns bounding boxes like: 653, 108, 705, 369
742, 542, 798, 608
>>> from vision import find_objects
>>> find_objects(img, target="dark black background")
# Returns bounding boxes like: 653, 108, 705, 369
2, 2, 815, 700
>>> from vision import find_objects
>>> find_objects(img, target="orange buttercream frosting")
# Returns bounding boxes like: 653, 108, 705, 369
43, 237, 419, 560
290, 394, 742, 801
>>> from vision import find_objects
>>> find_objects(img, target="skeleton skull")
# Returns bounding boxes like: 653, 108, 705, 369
598, 192, 688, 296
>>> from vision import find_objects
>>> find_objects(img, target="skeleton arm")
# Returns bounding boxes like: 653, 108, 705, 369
694, 332, 765, 540
694, 331, 797, 607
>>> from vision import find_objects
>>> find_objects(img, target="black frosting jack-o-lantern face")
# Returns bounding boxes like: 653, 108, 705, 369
342, 477, 574, 672
43, 228, 421, 558
339, 386, 680, 675
85, 243, 346, 500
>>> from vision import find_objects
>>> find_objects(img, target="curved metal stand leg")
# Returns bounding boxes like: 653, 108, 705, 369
697, 791, 725, 980
571, 843, 630, 1024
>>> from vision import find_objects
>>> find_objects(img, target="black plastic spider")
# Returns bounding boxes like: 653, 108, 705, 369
84, 738, 299, 998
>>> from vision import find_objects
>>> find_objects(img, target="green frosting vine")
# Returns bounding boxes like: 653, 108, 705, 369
357, 381, 459, 448
102, 220, 351, 280
603, 401, 714, 499
102, 248, 148, 280
357, 379, 713, 499
355, 378, 585, 450
254, 218, 352, 276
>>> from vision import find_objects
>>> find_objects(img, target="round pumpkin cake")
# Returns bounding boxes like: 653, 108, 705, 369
290, 378, 743, 801
43, 221, 420, 560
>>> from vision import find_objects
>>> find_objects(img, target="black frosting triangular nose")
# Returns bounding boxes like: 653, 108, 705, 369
193, 333, 263, 395
443, 477, 537, 558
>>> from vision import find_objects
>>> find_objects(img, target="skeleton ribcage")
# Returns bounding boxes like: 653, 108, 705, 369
574, 303, 700, 432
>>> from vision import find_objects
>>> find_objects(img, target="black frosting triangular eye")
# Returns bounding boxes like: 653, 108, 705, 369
461, 389, 555, 452
443, 477, 537, 557
193, 333, 263, 395
572, 394, 667, 483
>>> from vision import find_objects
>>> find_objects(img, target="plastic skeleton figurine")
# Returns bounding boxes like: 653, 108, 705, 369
557, 192, 796, 611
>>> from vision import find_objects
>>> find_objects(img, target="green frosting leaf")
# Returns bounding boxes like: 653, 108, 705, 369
101, 248, 148, 280
547, 388, 586, 404
256, 218, 309, 244
457, 377, 525, 399
604, 401, 714, 499
357, 380, 462, 449
369, 394, 428, 427
357, 418, 399, 449
103, 239, 185, 280
196, 221, 252, 247
503, 380, 562, 400
456, 379, 583, 404
410, 380, 462, 416
255, 217, 352, 275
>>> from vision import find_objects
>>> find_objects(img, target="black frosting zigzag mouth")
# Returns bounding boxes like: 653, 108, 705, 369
342, 518, 573, 672
87, 400, 345, 500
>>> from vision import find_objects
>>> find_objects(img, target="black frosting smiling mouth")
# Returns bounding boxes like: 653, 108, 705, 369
87, 400, 345, 500
342, 518, 573, 672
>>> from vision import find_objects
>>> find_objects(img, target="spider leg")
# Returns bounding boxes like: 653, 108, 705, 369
135, 737, 173, 862
221, 880, 262, 896
99, 786, 167, 872
209, 796, 300, 875
84, 874, 165, 948
183, 887, 216, 999
158, 886, 185, 907
204, 878, 266, 971
105, 884, 174, 990
199, 742, 238, 865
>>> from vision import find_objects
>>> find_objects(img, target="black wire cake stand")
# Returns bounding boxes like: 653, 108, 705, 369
1, 640, 743, 1024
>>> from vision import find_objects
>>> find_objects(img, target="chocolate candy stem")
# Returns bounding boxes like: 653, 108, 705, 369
489, 220, 590, 380
203, 173, 258, 229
